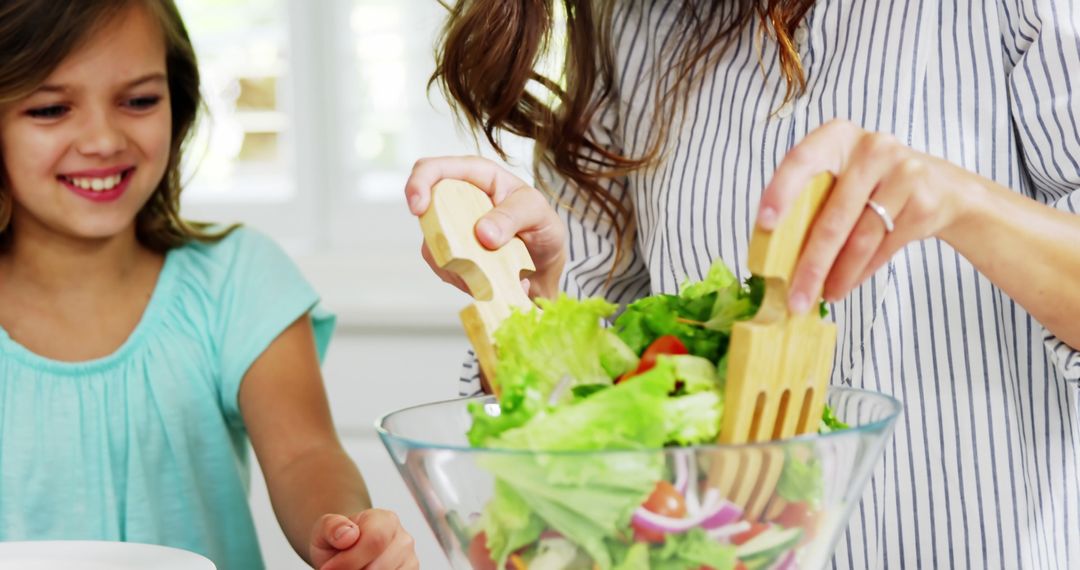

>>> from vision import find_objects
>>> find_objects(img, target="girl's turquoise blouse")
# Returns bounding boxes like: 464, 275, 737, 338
0, 228, 335, 570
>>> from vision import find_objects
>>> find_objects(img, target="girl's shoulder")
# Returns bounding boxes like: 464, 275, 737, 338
169, 226, 301, 297
165, 225, 326, 338
174, 225, 287, 271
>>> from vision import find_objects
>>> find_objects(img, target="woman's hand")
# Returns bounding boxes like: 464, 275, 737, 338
309, 510, 418, 570
405, 156, 567, 300
758, 119, 978, 313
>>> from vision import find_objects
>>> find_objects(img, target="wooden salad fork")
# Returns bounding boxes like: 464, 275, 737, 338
713, 172, 838, 519
418, 180, 535, 397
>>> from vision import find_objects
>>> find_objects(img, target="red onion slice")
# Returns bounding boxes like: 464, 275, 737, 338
699, 500, 743, 529
706, 520, 751, 542
672, 451, 691, 495
632, 494, 744, 534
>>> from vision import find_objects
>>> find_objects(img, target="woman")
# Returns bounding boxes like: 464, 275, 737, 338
406, 1, 1079, 568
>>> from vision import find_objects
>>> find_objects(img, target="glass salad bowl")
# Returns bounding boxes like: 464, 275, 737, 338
378, 386, 901, 570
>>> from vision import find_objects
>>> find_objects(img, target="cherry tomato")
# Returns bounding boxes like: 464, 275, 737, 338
644, 480, 687, 517
631, 480, 688, 543
731, 521, 770, 546
733, 562, 748, 570
619, 335, 689, 382
467, 531, 497, 570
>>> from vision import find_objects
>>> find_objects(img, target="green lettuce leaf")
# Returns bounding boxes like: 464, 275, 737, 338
491, 361, 675, 451
819, 404, 849, 433
701, 277, 761, 334
611, 542, 650, 570
649, 528, 738, 570
469, 295, 639, 445
615, 260, 763, 364
476, 364, 677, 567
680, 260, 739, 300
615, 294, 723, 362
479, 480, 546, 566
775, 447, 823, 504
481, 452, 662, 568
665, 354, 722, 394
662, 390, 723, 446
494, 295, 629, 402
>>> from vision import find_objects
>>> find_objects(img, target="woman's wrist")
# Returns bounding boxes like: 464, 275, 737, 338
934, 159, 1001, 251
528, 252, 567, 301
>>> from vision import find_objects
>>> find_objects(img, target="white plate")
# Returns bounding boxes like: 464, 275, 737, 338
0, 541, 215, 569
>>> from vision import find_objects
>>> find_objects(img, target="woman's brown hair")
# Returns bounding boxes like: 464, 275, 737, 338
0, 0, 232, 251
434, 0, 814, 255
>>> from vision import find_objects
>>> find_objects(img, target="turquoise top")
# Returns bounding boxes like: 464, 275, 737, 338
0, 228, 335, 570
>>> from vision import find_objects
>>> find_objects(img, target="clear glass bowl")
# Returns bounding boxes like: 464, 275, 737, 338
377, 387, 901, 570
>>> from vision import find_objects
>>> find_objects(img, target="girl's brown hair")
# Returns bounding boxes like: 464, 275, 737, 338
0, 0, 232, 251
434, 0, 813, 252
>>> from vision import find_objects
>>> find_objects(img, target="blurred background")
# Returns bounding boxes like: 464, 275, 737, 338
173, 0, 542, 566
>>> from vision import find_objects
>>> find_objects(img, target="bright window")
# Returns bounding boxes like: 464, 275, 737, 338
175, 0, 535, 253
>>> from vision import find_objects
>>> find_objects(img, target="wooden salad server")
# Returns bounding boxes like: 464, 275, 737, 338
418, 180, 535, 397
713, 172, 837, 520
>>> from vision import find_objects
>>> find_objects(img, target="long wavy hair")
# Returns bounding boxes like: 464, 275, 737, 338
434, 0, 813, 256
0, 0, 233, 251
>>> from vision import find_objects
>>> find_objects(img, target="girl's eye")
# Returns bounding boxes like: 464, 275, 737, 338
125, 95, 162, 110
26, 105, 69, 119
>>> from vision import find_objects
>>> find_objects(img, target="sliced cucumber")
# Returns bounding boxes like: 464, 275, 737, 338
736, 526, 802, 569
527, 537, 588, 570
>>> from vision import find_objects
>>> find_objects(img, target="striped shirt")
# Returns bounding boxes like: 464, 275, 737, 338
459, 1, 1080, 568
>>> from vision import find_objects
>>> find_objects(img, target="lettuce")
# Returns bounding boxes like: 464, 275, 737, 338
776, 447, 823, 505
468, 295, 638, 445
615, 261, 763, 363
649, 529, 737, 569
476, 364, 678, 566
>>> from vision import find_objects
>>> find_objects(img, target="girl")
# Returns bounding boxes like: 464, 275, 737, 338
0, 1, 417, 569
406, 1, 1080, 568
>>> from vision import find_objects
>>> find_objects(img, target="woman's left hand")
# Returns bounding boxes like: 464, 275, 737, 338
309, 510, 418, 570
758, 119, 976, 313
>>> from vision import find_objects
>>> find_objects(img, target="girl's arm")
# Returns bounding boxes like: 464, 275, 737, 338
240, 316, 417, 569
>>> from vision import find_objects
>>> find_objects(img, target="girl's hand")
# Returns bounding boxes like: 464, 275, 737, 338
759, 119, 977, 313
405, 156, 567, 300
309, 510, 418, 570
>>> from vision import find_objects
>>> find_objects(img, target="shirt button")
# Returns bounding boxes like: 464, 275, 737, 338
777, 102, 794, 119
794, 26, 810, 45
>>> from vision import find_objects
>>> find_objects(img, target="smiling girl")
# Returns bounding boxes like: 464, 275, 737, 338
0, 2, 416, 569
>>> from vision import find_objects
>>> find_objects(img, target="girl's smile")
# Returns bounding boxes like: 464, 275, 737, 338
57, 166, 136, 203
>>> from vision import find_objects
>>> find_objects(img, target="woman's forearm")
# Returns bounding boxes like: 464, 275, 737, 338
264, 443, 372, 564
940, 166, 1080, 349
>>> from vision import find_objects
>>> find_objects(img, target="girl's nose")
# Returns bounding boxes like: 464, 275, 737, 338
75, 111, 128, 157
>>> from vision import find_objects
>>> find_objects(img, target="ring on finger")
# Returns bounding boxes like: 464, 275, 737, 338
865, 199, 895, 233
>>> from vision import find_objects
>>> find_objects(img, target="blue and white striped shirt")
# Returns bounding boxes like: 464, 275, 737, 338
460, 1, 1080, 567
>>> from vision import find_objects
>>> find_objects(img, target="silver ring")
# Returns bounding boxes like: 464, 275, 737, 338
865, 199, 895, 233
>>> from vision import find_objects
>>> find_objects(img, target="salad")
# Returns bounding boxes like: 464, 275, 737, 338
463, 261, 848, 570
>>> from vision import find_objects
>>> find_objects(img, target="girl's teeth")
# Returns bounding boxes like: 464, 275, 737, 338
68, 174, 124, 192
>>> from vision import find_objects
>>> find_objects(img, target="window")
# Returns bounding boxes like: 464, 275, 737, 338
176, 0, 536, 254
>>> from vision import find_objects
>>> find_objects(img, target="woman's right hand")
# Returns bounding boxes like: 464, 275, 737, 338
405, 156, 567, 300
